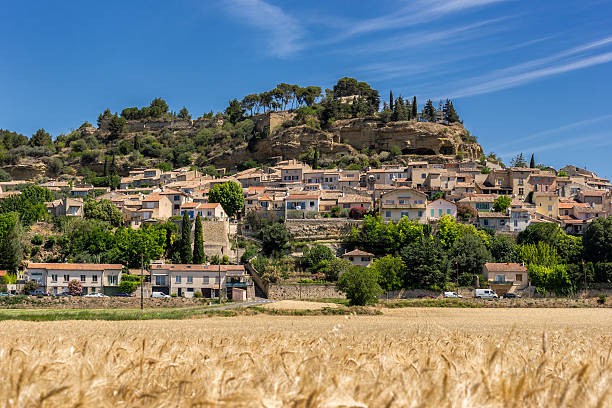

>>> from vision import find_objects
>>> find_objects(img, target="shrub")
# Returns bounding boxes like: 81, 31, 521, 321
194, 290, 203, 299
68, 279, 83, 296
31, 235, 44, 245
597, 294, 607, 305
23, 280, 38, 294
337, 266, 382, 306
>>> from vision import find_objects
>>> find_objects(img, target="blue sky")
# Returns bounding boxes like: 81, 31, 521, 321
1, 0, 612, 177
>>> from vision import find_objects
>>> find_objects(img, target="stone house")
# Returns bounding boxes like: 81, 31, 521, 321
477, 212, 510, 232
139, 193, 174, 221
533, 192, 559, 219
26, 263, 123, 295
379, 188, 427, 223
47, 197, 84, 217
180, 202, 227, 221
150, 263, 252, 300
457, 194, 497, 212
483, 262, 528, 290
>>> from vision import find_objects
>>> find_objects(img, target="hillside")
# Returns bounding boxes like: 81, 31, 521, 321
0, 78, 484, 183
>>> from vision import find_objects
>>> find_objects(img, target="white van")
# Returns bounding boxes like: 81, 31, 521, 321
152, 291, 171, 299
474, 289, 498, 299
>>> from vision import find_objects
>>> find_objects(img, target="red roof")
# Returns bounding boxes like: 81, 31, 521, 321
483, 263, 527, 272
27, 263, 123, 271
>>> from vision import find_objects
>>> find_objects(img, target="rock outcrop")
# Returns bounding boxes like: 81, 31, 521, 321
331, 118, 483, 160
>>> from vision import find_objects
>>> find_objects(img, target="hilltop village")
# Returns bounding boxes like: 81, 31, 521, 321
0, 78, 610, 301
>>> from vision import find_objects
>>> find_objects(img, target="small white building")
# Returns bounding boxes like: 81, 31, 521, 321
342, 249, 375, 267
26, 263, 123, 295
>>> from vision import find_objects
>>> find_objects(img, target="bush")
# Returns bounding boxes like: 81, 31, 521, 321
31, 235, 44, 245
597, 294, 607, 305
23, 280, 38, 294
68, 279, 83, 296
337, 266, 382, 306
194, 290, 203, 298
349, 207, 368, 219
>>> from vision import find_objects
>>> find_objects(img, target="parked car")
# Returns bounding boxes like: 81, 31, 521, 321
152, 291, 171, 299
503, 293, 521, 299
54, 291, 72, 297
0, 292, 11, 297
83, 293, 108, 298
474, 289, 499, 299
113, 292, 134, 297
28, 290, 49, 296
443, 291, 463, 298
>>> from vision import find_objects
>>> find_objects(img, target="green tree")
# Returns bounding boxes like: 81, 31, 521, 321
400, 237, 449, 289
337, 266, 382, 306
529, 153, 535, 168
517, 223, 562, 246
207, 181, 245, 218
370, 255, 405, 291
411, 96, 418, 119
84, 199, 123, 227
442, 99, 460, 123
0, 212, 24, 272
177, 107, 191, 120
493, 195, 511, 213
192, 215, 205, 264
30, 128, 53, 148
528, 264, 574, 295
0, 184, 53, 226
422, 99, 436, 122
179, 212, 192, 264
225, 99, 245, 124
518, 242, 560, 267
108, 114, 126, 141
319, 257, 352, 282
510, 153, 527, 167
261, 223, 291, 256
490, 234, 518, 263
302, 244, 335, 272
583, 216, 612, 263
450, 233, 491, 285
149, 97, 169, 117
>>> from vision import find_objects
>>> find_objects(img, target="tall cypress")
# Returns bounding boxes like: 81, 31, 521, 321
192, 215, 205, 264
529, 154, 535, 168
180, 212, 192, 264
411, 96, 418, 119
389, 90, 394, 112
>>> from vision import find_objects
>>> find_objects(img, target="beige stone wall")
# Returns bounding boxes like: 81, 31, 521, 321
202, 220, 230, 257
285, 219, 362, 241
268, 284, 344, 300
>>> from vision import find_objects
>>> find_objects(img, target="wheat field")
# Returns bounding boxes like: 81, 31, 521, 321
0, 308, 610, 407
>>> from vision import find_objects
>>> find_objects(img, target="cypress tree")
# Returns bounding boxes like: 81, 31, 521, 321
389, 90, 394, 112
529, 153, 535, 168
192, 215, 205, 264
411, 96, 418, 119
180, 212, 192, 264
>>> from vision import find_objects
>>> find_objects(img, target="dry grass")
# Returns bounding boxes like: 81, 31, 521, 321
260, 300, 340, 310
0, 308, 610, 407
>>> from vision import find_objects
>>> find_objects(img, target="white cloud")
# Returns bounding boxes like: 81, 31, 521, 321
447, 36, 612, 98
222, 0, 304, 58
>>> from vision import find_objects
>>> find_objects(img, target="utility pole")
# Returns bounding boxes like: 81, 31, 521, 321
218, 247, 222, 304
140, 253, 144, 310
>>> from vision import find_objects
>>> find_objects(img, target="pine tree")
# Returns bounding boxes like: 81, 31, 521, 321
179, 212, 192, 264
529, 153, 535, 168
389, 90, 394, 112
192, 215, 205, 264
406, 99, 412, 120
392, 97, 408, 121
411, 96, 418, 120
422, 99, 436, 122
443, 99, 460, 123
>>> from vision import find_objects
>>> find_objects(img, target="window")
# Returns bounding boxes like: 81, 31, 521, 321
401, 211, 409, 218
175, 276, 181, 284
107, 275, 118, 285
495, 275, 505, 283
518, 188, 524, 195
548, 205, 553, 211
203, 276, 209, 284
516, 274, 523, 282
430, 209, 435, 217
187, 276, 193, 284
51, 274, 58, 283
80, 275, 86, 282
92, 275, 98, 283
310, 201, 315, 207
418, 210, 423, 217
361, 257, 370, 262
187, 288, 194, 292
421, 173, 426, 179
518, 179, 524, 186
385, 199, 394, 205
385, 211, 391, 218
438, 209, 443, 216
483, 219, 489, 226
155, 276, 166, 286
173, 195, 180, 201
63, 274, 70, 282
446, 209, 451, 215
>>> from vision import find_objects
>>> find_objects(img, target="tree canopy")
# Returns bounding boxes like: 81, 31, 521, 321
207, 181, 245, 218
